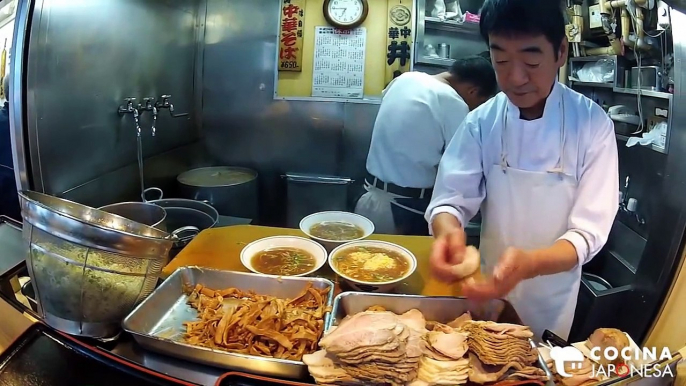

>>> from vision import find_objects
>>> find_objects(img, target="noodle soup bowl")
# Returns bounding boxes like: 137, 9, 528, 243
329, 240, 417, 293
299, 211, 375, 251
240, 236, 328, 277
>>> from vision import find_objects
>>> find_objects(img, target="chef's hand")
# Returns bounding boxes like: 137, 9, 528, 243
429, 214, 467, 283
461, 247, 538, 300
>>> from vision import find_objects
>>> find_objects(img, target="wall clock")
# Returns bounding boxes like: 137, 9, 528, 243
323, 0, 369, 29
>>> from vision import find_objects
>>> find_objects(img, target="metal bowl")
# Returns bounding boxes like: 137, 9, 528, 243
148, 198, 219, 229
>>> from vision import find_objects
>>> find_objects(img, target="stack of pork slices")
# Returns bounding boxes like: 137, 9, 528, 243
461, 320, 547, 384
303, 309, 549, 386
303, 310, 425, 386
410, 327, 471, 385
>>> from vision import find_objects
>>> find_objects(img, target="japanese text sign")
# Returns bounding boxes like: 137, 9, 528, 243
278, 0, 305, 72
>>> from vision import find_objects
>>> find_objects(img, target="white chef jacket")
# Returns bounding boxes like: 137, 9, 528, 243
366, 71, 470, 188
426, 82, 619, 265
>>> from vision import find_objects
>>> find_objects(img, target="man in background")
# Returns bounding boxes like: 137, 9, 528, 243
0, 75, 19, 220
355, 56, 497, 235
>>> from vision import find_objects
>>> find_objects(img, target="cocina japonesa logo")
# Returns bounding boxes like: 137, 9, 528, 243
542, 342, 674, 378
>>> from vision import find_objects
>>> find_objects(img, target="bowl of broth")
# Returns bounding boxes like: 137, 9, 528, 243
328, 240, 417, 293
299, 211, 374, 250
240, 236, 328, 277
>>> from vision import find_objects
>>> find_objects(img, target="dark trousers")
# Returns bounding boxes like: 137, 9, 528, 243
391, 197, 432, 236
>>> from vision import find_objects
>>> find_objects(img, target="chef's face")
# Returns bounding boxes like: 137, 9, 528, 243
488, 34, 567, 110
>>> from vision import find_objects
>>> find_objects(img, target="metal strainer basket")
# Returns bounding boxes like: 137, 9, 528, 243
19, 191, 175, 339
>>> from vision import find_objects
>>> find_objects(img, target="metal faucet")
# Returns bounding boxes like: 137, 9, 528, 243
118, 97, 138, 115
140, 97, 158, 136
155, 95, 189, 118
618, 176, 646, 225
118, 97, 142, 136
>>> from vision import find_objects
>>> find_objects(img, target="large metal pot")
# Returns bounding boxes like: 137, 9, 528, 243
98, 202, 167, 230
177, 166, 259, 220
18, 191, 174, 339
146, 196, 219, 251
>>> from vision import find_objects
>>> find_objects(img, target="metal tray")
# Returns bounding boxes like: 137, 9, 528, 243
329, 292, 524, 326
329, 292, 555, 386
122, 267, 335, 380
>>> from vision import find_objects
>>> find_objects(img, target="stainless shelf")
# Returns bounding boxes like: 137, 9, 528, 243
425, 17, 481, 34
569, 55, 618, 63
417, 56, 455, 67
570, 80, 614, 89
569, 81, 672, 100
613, 87, 673, 100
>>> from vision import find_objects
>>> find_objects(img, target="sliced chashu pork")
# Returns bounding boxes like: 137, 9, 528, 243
427, 321, 454, 333
463, 320, 534, 339
417, 357, 470, 385
469, 343, 539, 365
419, 356, 470, 373
447, 312, 473, 329
337, 347, 405, 362
398, 309, 428, 360
418, 371, 469, 385
467, 328, 538, 365
343, 364, 416, 386
470, 346, 538, 365
397, 309, 427, 331
334, 340, 403, 357
319, 311, 405, 355
425, 330, 469, 360
302, 350, 359, 385
468, 353, 547, 384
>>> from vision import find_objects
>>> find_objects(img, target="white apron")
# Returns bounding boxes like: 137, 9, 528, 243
354, 179, 427, 235
479, 96, 582, 340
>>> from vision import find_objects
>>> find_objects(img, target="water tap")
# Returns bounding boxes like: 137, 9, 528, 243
118, 98, 142, 137
155, 95, 189, 118
118, 97, 138, 115
151, 106, 158, 136
132, 108, 141, 137
141, 97, 158, 136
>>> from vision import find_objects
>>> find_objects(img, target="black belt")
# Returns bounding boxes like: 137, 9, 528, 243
365, 172, 432, 199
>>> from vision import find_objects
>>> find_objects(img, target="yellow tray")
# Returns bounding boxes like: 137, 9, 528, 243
163, 225, 467, 296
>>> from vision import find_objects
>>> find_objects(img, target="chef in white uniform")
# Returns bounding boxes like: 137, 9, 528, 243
355, 56, 497, 236
426, 0, 619, 340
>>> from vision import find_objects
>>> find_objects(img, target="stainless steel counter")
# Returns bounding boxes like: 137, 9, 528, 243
108, 336, 225, 385
0, 286, 228, 386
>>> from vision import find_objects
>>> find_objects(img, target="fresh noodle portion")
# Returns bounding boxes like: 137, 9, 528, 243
183, 282, 331, 360
332, 246, 411, 282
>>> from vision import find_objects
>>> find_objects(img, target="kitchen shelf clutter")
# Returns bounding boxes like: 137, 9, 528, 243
415, 0, 487, 68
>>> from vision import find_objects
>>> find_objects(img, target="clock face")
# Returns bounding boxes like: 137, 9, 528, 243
327, 0, 365, 27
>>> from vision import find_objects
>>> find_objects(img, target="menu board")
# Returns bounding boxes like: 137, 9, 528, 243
312, 26, 367, 99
